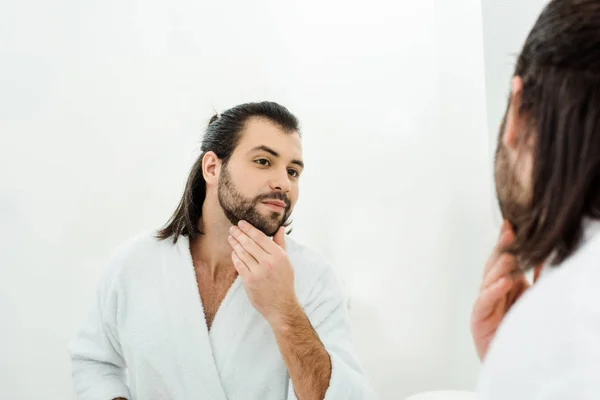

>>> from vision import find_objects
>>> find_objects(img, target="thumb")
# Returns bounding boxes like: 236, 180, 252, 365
273, 227, 286, 249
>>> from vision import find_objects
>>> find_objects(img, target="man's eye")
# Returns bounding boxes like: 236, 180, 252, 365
288, 169, 299, 177
255, 159, 270, 166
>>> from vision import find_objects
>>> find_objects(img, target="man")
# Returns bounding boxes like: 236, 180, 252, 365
471, 0, 600, 398
69, 102, 375, 400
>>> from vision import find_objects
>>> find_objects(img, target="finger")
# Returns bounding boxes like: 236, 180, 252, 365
230, 226, 269, 263
273, 227, 286, 250
508, 277, 529, 305
228, 235, 260, 272
237, 220, 277, 254
483, 223, 515, 277
473, 277, 514, 321
481, 253, 521, 290
231, 251, 251, 278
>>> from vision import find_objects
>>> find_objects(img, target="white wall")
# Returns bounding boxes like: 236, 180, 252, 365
1, 0, 502, 398
480, 0, 549, 142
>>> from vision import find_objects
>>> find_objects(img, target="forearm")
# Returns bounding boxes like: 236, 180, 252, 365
271, 301, 332, 400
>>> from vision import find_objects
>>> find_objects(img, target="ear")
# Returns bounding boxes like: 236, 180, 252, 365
202, 151, 221, 187
502, 76, 525, 151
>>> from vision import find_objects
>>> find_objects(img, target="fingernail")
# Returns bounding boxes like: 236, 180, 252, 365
238, 220, 248, 228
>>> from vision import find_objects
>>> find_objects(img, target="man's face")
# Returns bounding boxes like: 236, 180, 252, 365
494, 97, 534, 232
217, 117, 303, 236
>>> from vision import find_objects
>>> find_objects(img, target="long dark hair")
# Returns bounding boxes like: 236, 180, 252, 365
505, 0, 600, 268
156, 101, 300, 243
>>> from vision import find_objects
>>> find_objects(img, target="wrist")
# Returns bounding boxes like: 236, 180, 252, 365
267, 297, 303, 331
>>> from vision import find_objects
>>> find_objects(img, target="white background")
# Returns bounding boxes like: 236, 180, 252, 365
0, 0, 546, 398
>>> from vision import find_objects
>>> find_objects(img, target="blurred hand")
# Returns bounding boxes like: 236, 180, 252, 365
470, 221, 542, 360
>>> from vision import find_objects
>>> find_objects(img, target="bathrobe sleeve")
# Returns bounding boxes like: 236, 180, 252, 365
287, 267, 377, 400
68, 253, 131, 400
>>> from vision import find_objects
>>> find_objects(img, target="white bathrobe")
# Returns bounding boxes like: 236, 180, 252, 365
477, 220, 600, 399
69, 232, 375, 400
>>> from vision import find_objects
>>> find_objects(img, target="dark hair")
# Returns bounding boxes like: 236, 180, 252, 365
506, 0, 600, 268
156, 101, 300, 243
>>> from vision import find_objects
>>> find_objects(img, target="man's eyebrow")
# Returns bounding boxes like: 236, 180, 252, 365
249, 145, 279, 157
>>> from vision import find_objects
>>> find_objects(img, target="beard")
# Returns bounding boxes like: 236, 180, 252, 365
494, 115, 532, 234
217, 166, 291, 237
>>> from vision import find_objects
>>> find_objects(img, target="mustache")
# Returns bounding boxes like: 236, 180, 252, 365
255, 192, 290, 207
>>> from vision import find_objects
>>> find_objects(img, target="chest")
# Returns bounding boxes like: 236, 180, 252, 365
195, 267, 237, 330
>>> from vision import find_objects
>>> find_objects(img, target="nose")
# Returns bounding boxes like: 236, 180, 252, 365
269, 167, 291, 193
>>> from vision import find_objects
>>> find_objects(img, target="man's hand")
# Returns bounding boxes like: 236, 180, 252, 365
229, 220, 332, 399
471, 221, 542, 361
228, 220, 297, 324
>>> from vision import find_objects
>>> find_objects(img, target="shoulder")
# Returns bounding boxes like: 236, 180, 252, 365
497, 229, 600, 336
285, 235, 336, 277
285, 235, 346, 302
101, 231, 177, 286
479, 234, 600, 397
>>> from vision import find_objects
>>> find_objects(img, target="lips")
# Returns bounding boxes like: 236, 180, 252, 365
262, 200, 287, 209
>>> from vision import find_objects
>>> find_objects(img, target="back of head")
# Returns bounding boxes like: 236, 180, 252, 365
156, 101, 299, 242
510, 0, 600, 267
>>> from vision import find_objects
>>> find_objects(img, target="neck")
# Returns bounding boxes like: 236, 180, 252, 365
189, 197, 236, 280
